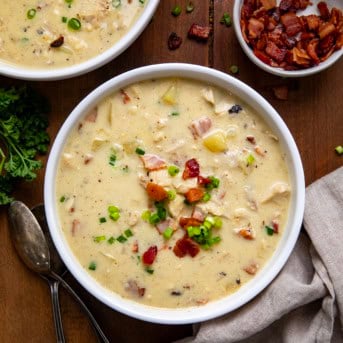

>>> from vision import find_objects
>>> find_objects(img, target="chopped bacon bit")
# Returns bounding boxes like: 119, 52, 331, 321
188, 24, 212, 41
272, 85, 289, 100
306, 39, 320, 64
71, 219, 80, 236
317, 2, 330, 20
85, 108, 98, 122
120, 89, 131, 104
272, 219, 279, 233
125, 280, 145, 297
146, 182, 168, 201
248, 18, 264, 39
168, 32, 183, 50
141, 154, 166, 171
189, 116, 212, 138
254, 146, 266, 156
195, 298, 209, 305
84, 154, 93, 165
235, 227, 255, 240
244, 263, 259, 275
260, 0, 276, 11
179, 217, 203, 228
50, 36, 64, 48
281, 13, 302, 37
142, 246, 158, 265
265, 40, 287, 62
173, 236, 200, 258
246, 135, 256, 144
132, 241, 139, 253
198, 175, 211, 186
185, 188, 204, 203
318, 23, 336, 39
306, 15, 320, 31
182, 158, 200, 179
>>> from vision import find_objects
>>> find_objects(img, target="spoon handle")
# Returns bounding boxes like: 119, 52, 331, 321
51, 271, 109, 343
48, 279, 66, 343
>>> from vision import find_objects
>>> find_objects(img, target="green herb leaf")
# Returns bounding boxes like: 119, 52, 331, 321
117, 235, 127, 243
88, 261, 97, 270
145, 266, 154, 274
265, 225, 274, 236
124, 228, 133, 238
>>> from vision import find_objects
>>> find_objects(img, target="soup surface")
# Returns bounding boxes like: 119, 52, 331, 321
56, 78, 291, 308
0, 0, 146, 69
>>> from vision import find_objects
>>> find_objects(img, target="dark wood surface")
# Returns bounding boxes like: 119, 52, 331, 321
0, 1, 342, 342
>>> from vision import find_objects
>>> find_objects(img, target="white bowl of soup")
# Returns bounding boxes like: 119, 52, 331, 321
44, 63, 305, 324
0, 0, 159, 80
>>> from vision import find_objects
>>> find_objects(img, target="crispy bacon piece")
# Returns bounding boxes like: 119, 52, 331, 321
168, 32, 182, 50
71, 219, 80, 236
132, 241, 139, 253
318, 33, 335, 55
120, 89, 131, 104
244, 263, 259, 275
50, 36, 64, 48
318, 23, 335, 39
173, 236, 200, 258
265, 40, 287, 62
179, 217, 203, 228
306, 39, 320, 64
141, 154, 166, 171
182, 158, 200, 179
272, 219, 279, 233
188, 24, 212, 41
235, 227, 255, 240
198, 175, 211, 186
279, 0, 293, 12
246, 135, 256, 144
306, 15, 320, 31
260, 0, 276, 11
85, 108, 98, 122
318, 1, 330, 20
248, 18, 265, 39
125, 280, 145, 297
146, 182, 168, 201
272, 85, 289, 100
281, 13, 302, 36
142, 246, 158, 265
189, 116, 212, 138
185, 188, 204, 203
254, 49, 273, 65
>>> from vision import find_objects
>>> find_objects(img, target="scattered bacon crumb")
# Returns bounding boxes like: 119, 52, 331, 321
272, 219, 279, 233
168, 32, 183, 50
246, 135, 256, 144
188, 24, 212, 41
120, 89, 131, 104
173, 236, 200, 258
71, 219, 80, 236
84, 154, 93, 165
132, 241, 139, 253
179, 217, 203, 229
182, 158, 200, 179
185, 188, 204, 203
240, 0, 343, 70
50, 36, 64, 48
244, 263, 259, 275
272, 85, 289, 100
125, 280, 145, 297
254, 146, 266, 156
236, 227, 255, 240
142, 246, 158, 265
146, 182, 168, 201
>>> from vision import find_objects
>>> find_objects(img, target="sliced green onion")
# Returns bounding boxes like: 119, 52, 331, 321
145, 267, 154, 274
187, 226, 201, 237
265, 225, 274, 236
335, 145, 343, 155
68, 18, 81, 30
65, 0, 73, 3
117, 235, 127, 243
124, 229, 133, 238
60, 196, 66, 203
163, 227, 174, 239
99, 217, 107, 223
112, 0, 121, 8
155, 202, 167, 220
202, 192, 211, 202
109, 153, 116, 166
171, 5, 182, 16
168, 165, 180, 176
108, 236, 115, 244
220, 12, 232, 27
171, 111, 179, 116
108, 205, 120, 221
88, 261, 97, 270
230, 65, 239, 74
139, 0, 145, 3
27, 9, 36, 19
94, 235, 106, 243
149, 213, 160, 224
167, 190, 176, 200
135, 147, 145, 155
186, 2, 194, 13
205, 176, 220, 190
62, 16, 68, 23
141, 210, 151, 222
246, 154, 255, 166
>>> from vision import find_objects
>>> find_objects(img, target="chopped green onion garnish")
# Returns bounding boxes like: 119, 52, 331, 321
65, 0, 73, 3
230, 65, 239, 74
135, 147, 145, 155
117, 235, 127, 243
168, 165, 180, 176
335, 145, 343, 155
145, 267, 154, 274
108, 205, 120, 221
171, 5, 182, 16
213, 216, 222, 229
171, 111, 179, 116
149, 213, 160, 224
62, 16, 68, 23
109, 153, 116, 166
187, 226, 201, 237
139, 0, 145, 3
141, 210, 151, 222
88, 261, 97, 270
68, 18, 81, 30
220, 12, 232, 27
246, 154, 255, 166
112, 0, 121, 8
202, 192, 211, 202
205, 176, 220, 190
94, 235, 106, 243
163, 227, 174, 239
186, 2, 194, 13
155, 202, 167, 220
124, 229, 133, 238
108, 236, 115, 244
167, 190, 176, 200
27, 9, 37, 19
60, 196, 66, 203
99, 217, 107, 223
265, 225, 274, 236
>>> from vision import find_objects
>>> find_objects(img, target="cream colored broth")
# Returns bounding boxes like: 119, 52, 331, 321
0, 0, 145, 68
56, 78, 291, 308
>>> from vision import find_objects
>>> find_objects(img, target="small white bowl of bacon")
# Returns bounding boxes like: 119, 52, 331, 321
234, 0, 343, 77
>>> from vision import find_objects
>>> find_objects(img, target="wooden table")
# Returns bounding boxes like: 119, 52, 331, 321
1, 1, 342, 342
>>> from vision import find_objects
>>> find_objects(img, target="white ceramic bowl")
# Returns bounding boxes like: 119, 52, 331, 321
0, 1, 159, 81
44, 63, 305, 324
233, 0, 343, 77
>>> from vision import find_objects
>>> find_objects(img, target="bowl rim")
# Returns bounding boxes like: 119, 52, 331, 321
0, 0, 160, 81
44, 63, 305, 324
233, 0, 343, 78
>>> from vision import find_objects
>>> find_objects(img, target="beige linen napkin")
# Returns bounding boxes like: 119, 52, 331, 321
177, 167, 343, 343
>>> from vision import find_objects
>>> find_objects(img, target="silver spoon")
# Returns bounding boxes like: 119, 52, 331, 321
9, 201, 109, 343
8, 201, 65, 343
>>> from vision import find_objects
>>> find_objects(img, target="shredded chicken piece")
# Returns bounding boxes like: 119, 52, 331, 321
262, 181, 291, 203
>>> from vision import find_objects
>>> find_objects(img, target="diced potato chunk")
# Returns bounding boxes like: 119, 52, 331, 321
162, 84, 177, 105
203, 130, 227, 152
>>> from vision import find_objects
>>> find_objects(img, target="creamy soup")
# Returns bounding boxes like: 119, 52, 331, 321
0, 0, 146, 68
56, 78, 291, 308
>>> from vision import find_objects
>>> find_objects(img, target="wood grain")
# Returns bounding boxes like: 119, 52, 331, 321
0, 0, 342, 342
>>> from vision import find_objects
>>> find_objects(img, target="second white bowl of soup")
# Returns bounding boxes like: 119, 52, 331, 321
0, 0, 159, 80
45, 63, 305, 324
